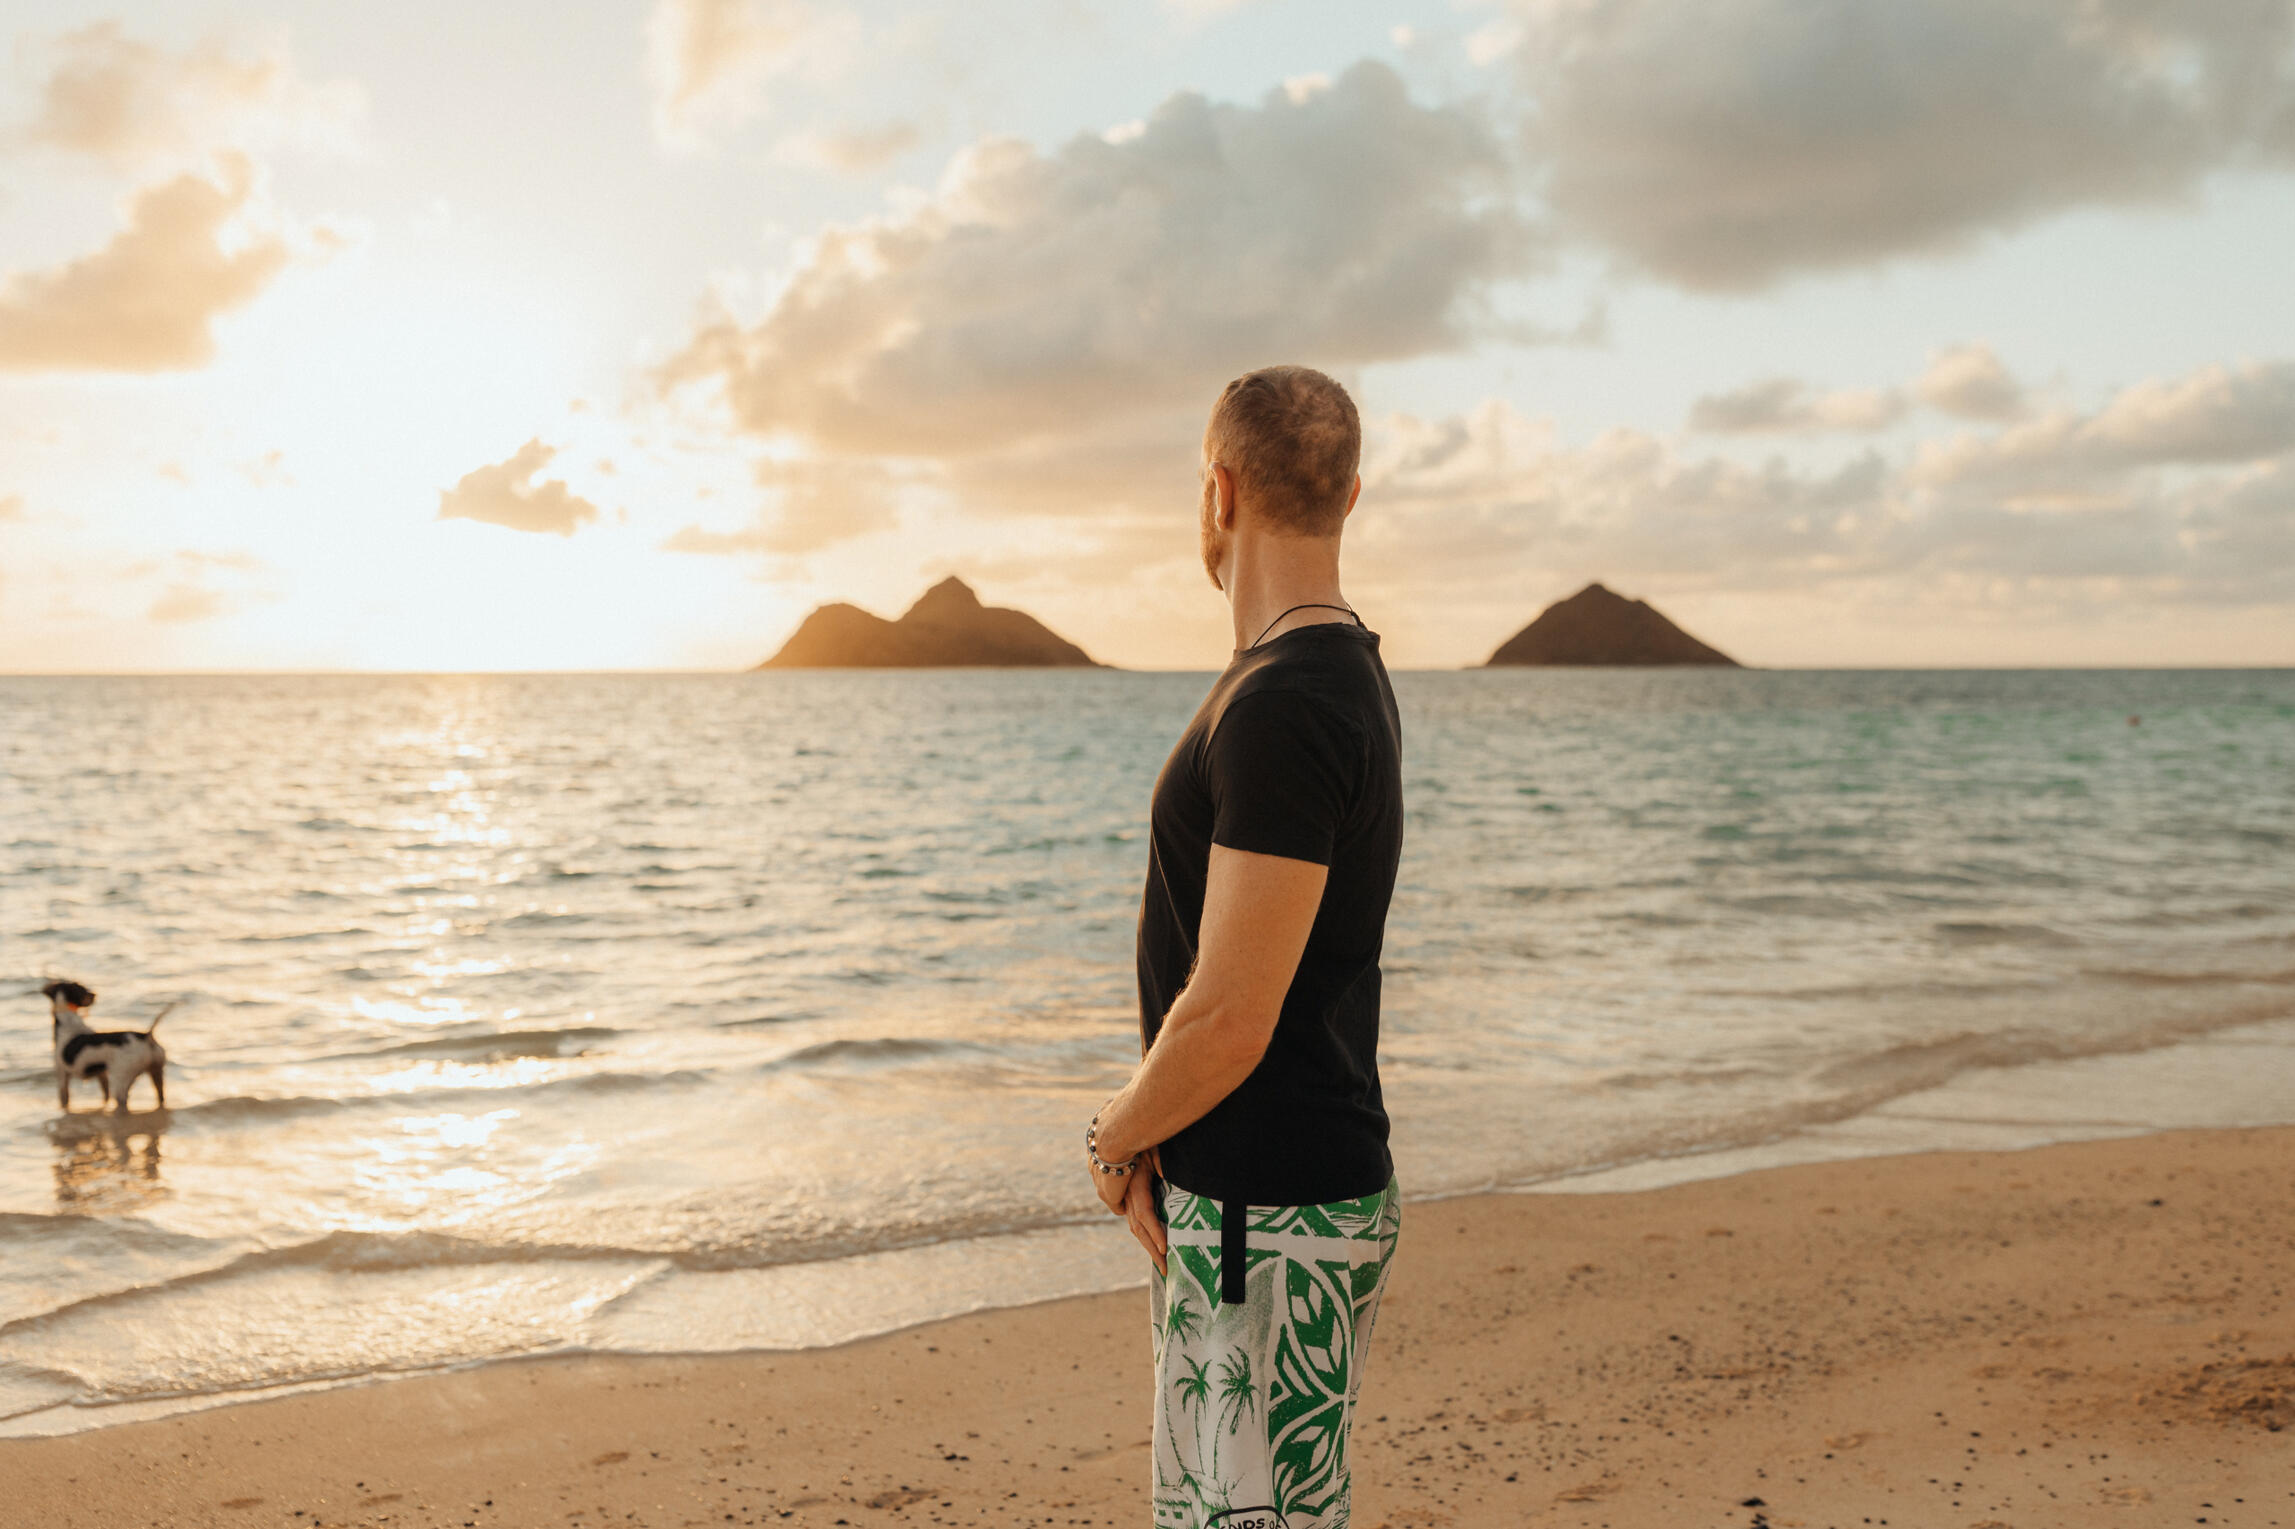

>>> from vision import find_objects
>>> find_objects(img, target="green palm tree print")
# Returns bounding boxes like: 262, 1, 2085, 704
1148, 1181, 1401, 1529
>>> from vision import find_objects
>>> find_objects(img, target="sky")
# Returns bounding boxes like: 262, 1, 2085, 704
2, 0, 2292, 671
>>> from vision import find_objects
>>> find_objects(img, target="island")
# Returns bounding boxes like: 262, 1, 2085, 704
756, 576, 1102, 668
1485, 582, 1740, 667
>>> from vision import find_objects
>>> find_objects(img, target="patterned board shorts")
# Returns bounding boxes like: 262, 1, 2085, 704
1148, 1178, 1402, 1529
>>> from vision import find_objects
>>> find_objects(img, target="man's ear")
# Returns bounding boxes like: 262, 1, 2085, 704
1213, 463, 1240, 530
1342, 474, 1362, 520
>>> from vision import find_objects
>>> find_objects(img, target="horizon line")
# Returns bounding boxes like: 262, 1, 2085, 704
5, 664, 2294, 678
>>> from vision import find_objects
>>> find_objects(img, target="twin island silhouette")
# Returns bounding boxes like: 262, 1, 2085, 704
756, 576, 1739, 669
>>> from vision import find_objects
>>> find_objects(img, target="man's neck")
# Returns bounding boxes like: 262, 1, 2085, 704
1224, 532, 1350, 651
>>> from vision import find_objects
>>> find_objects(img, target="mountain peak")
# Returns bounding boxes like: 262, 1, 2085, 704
756, 576, 1100, 669
1486, 582, 1739, 667
907, 576, 983, 619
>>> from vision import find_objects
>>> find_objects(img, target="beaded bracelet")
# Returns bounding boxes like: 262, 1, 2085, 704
1086, 1110, 1135, 1177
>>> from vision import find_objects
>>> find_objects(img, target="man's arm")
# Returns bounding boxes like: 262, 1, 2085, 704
1091, 843, 1326, 1219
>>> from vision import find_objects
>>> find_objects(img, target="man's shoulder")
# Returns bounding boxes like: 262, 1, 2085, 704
1202, 676, 1375, 780
1225, 640, 1388, 728
1213, 666, 1360, 729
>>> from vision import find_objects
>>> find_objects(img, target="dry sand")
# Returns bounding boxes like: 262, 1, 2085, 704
8, 1126, 2293, 1529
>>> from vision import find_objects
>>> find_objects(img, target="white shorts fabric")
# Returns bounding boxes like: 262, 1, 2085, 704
1147, 1179, 1402, 1529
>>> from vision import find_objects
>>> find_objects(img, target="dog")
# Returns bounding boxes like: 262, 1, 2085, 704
44, 980, 172, 1113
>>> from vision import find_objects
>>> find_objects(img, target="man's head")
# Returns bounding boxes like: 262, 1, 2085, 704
1199, 366, 1362, 590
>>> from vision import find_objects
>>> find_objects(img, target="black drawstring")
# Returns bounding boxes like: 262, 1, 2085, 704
1220, 1198, 1247, 1305
1250, 603, 1363, 648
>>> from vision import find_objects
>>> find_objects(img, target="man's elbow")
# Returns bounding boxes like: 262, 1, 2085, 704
1200, 1004, 1278, 1079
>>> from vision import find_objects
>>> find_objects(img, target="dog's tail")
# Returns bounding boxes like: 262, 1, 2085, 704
144, 1001, 178, 1035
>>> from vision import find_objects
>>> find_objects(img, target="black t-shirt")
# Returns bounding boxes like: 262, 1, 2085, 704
1135, 620, 1404, 1207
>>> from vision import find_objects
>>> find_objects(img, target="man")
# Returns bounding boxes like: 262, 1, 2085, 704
1086, 365, 1404, 1529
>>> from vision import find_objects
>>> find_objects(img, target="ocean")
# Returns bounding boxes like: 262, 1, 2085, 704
3, 668, 2292, 1433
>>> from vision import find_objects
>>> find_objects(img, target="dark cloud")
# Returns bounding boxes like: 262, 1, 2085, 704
659, 62, 1538, 458
1510, 0, 2295, 289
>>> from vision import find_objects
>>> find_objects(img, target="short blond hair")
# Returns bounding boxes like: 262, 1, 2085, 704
1205, 365, 1360, 536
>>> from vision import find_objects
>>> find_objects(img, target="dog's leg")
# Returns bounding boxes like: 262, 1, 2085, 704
57, 1072, 69, 1112
99, 1071, 113, 1111
152, 1061, 166, 1109
116, 1071, 136, 1113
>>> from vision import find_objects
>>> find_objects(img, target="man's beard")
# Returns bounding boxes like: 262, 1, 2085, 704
1198, 478, 1227, 591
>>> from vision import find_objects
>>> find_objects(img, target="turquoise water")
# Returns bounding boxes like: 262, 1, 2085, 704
2, 668, 2291, 1426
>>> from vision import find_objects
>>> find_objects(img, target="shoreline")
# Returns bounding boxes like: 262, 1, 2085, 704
7, 1010, 2295, 1445
6, 1124, 2292, 1527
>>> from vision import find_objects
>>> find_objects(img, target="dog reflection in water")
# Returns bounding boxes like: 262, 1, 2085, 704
51, 1112, 168, 1211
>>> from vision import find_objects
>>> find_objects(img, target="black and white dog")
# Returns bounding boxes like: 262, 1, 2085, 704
45, 980, 172, 1113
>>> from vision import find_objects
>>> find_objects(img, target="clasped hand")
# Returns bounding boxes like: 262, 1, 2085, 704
1089, 1142, 1167, 1276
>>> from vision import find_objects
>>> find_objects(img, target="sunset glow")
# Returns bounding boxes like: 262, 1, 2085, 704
4, 2, 2292, 670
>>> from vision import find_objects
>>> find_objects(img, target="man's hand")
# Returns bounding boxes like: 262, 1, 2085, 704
1123, 1157, 1168, 1276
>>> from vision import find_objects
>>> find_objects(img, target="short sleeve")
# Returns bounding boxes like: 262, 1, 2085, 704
1206, 690, 1362, 867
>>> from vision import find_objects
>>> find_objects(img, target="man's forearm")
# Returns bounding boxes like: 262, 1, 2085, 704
1093, 989, 1272, 1165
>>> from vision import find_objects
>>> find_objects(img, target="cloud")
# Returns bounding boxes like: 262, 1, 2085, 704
1916, 343, 2027, 421
1359, 402, 1888, 593
143, 548, 269, 624
661, 458, 901, 556
1350, 354, 2295, 613
0, 154, 293, 373
16, 21, 362, 172
1508, 0, 2295, 288
1916, 360, 2295, 489
1689, 378, 1906, 434
660, 61, 1537, 461
148, 584, 226, 623
2182, 457, 2295, 589
773, 120, 923, 174
0, 493, 24, 520
436, 440, 602, 536
2081, 360, 2295, 464
646, 0, 850, 150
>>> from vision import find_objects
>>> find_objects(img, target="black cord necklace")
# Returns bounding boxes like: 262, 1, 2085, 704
1250, 602, 1363, 648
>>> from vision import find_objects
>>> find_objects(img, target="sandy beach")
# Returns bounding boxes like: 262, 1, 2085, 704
7, 1125, 2291, 1529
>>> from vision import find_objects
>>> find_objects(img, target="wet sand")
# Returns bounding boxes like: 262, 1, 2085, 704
8, 1125, 2292, 1528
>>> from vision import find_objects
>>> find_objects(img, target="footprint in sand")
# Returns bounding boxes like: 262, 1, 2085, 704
1822, 1431, 1872, 1450
863, 1487, 937, 1510
2101, 1485, 2153, 1505
219, 1499, 263, 1511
